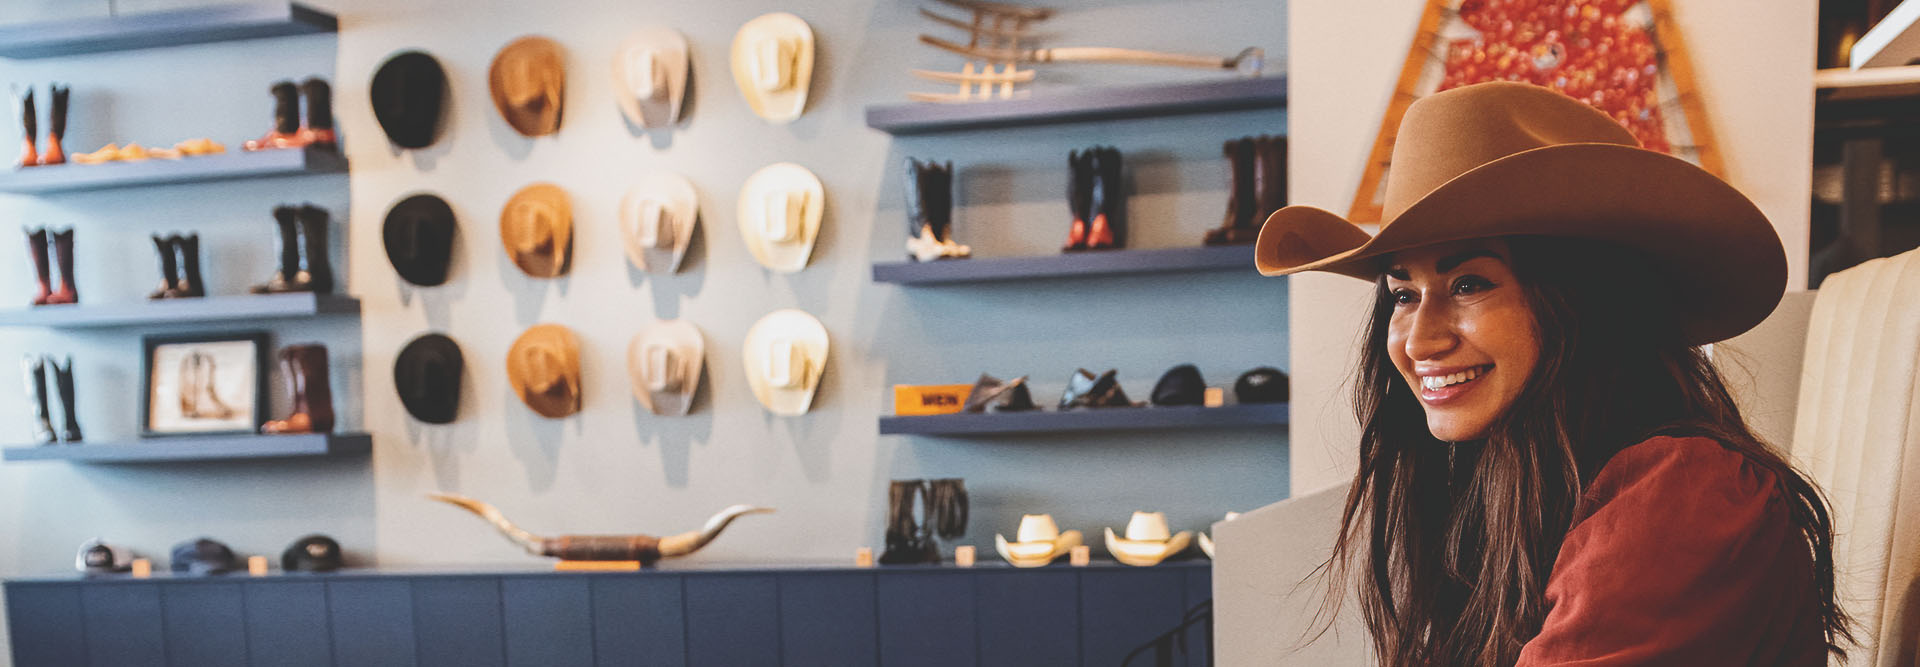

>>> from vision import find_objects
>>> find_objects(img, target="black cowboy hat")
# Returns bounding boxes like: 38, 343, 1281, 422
281, 534, 344, 572
383, 193, 457, 287
370, 50, 447, 149
394, 333, 464, 424
1235, 367, 1289, 404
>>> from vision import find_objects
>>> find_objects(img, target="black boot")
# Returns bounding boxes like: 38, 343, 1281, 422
1206, 137, 1259, 245
1086, 147, 1126, 250
48, 228, 78, 304
174, 233, 206, 298
244, 81, 302, 151
149, 235, 180, 299
251, 206, 299, 293
904, 158, 968, 261
22, 355, 55, 444
50, 356, 80, 443
26, 227, 52, 305
298, 78, 337, 147
296, 204, 333, 294
1063, 150, 1095, 251
14, 86, 36, 168
41, 83, 67, 166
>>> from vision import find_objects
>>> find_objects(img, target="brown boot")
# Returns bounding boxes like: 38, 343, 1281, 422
47, 228, 77, 304
149, 235, 180, 299
39, 84, 66, 166
243, 81, 304, 151
251, 206, 299, 293
263, 345, 333, 434
25, 227, 52, 305
14, 86, 36, 168
1206, 137, 1259, 245
1252, 135, 1287, 223
296, 78, 336, 147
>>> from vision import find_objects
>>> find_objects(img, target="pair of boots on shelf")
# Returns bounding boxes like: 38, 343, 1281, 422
253, 205, 334, 294
244, 78, 335, 152
1206, 135, 1286, 245
904, 157, 971, 262
149, 234, 206, 300
263, 344, 333, 434
23, 227, 78, 306
23, 355, 81, 444
1064, 146, 1126, 251
12, 83, 69, 168
880, 478, 968, 565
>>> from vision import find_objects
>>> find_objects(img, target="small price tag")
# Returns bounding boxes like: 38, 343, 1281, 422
1069, 545, 1091, 567
248, 556, 269, 576
953, 545, 976, 567
855, 547, 875, 568
1204, 387, 1225, 408
131, 558, 151, 578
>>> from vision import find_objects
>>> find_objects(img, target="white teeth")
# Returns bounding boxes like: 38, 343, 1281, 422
1421, 366, 1486, 391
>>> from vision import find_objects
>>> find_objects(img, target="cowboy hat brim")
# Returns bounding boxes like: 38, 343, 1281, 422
737, 163, 824, 273
731, 12, 814, 124
995, 529, 1082, 567
1255, 142, 1786, 345
743, 309, 829, 416
488, 36, 566, 137
507, 324, 582, 419
1104, 527, 1192, 567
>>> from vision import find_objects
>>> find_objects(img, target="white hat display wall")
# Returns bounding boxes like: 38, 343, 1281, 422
628, 320, 705, 416
737, 163, 824, 273
730, 12, 814, 123
995, 514, 1082, 568
1197, 511, 1239, 559
742, 309, 828, 416
1105, 511, 1192, 567
612, 27, 689, 130
622, 171, 699, 274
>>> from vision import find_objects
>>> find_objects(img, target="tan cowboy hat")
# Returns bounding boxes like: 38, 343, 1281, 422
737, 163, 824, 273
489, 36, 565, 137
1254, 81, 1786, 346
507, 324, 581, 419
622, 170, 699, 274
501, 183, 573, 278
742, 309, 828, 416
612, 27, 689, 130
628, 320, 704, 417
995, 514, 1083, 568
1196, 511, 1239, 560
730, 12, 814, 124
1104, 511, 1192, 567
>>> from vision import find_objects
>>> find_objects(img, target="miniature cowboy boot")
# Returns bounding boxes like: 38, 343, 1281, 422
244, 81, 303, 151
25, 227, 53, 305
905, 158, 969, 262
148, 235, 180, 299
880, 480, 939, 564
1252, 135, 1287, 224
50, 356, 81, 442
297, 78, 337, 147
1206, 137, 1259, 245
1063, 150, 1096, 250
22, 355, 56, 444
1086, 147, 1126, 250
261, 347, 305, 433
296, 205, 334, 293
251, 206, 300, 293
47, 228, 78, 304
263, 345, 333, 434
174, 233, 206, 298
40, 84, 67, 166
13, 86, 36, 168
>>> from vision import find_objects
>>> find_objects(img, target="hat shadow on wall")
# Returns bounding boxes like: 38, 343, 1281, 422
394, 203, 470, 332
628, 215, 709, 320
620, 61, 697, 150
759, 341, 843, 485
502, 336, 586, 494
496, 246, 566, 325
630, 362, 715, 489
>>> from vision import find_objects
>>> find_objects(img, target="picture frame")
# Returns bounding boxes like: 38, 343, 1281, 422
140, 332, 270, 437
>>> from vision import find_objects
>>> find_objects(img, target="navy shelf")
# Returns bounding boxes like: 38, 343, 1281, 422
872, 244, 1255, 285
879, 403, 1288, 436
0, 293, 359, 329
0, 147, 346, 194
866, 76, 1286, 135
0, 3, 336, 59
1, 433, 371, 463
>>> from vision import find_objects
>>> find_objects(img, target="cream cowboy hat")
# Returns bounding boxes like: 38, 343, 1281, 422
1105, 511, 1192, 567
500, 183, 573, 278
742, 309, 828, 416
737, 163, 824, 273
507, 324, 582, 419
730, 12, 814, 123
622, 171, 699, 274
1196, 511, 1240, 560
611, 27, 689, 130
994, 514, 1083, 568
1254, 81, 1786, 346
628, 320, 704, 417
488, 36, 565, 137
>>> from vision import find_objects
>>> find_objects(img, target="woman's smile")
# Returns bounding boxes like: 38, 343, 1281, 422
1416, 363, 1494, 405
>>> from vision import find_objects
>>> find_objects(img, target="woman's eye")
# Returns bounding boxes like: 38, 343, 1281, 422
1391, 288, 1416, 305
1452, 275, 1494, 296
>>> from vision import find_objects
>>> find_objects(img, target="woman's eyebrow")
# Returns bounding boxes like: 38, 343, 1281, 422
1436, 249, 1504, 273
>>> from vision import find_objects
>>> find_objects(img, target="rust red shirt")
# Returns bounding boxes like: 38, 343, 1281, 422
1514, 436, 1826, 666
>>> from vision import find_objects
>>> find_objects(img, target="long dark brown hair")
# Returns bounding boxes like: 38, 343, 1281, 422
1325, 236, 1852, 665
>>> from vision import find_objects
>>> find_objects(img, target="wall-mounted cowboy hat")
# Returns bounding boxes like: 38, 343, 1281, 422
369, 50, 447, 149
995, 514, 1082, 568
612, 27, 689, 130
730, 12, 814, 124
1104, 511, 1191, 567
500, 182, 573, 278
507, 324, 582, 418
743, 309, 827, 416
1254, 81, 1786, 345
628, 320, 704, 417
383, 193, 457, 287
394, 332, 464, 424
489, 36, 566, 137
622, 170, 699, 274
737, 162, 824, 273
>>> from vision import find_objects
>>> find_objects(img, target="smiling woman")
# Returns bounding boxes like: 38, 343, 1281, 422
1254, 82, 1852, 666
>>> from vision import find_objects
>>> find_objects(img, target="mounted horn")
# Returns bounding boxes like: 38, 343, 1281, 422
428, 493, 773, 565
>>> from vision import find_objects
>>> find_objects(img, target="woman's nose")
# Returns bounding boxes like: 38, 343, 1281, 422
1404, 299, 1458, 361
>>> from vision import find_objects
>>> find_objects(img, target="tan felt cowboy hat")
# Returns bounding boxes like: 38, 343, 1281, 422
507, 324, 581, 419
501, 183, 573, 278
1254, 81, 1787, 346
995, 514, 1082, 568
622, 170, 699, 274
612, 27, 689, 130
737, 163, 824, 273
1105, 511, 1192, 567
742, 309, 828, 416
731, 12, 814, 124
489, 36, 566, 137
628, 320, 704, 417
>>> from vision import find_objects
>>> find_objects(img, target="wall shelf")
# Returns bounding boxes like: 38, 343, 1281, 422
865, 76, 1287, 135
872, 245, 1256, 285
0, 147, 346, 195
2, 433, 370, 464
0, 293, 358, 329
0, 3, 337, 59
879, 403, 1288, 436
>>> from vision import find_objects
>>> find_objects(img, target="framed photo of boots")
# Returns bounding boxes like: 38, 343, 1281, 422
140, 332, 269, 437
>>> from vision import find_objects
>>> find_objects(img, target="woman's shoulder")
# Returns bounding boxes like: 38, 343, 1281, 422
1576, 435, 1785, 525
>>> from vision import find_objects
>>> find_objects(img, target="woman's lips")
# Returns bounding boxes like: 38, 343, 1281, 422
1418, 365, 1491, 406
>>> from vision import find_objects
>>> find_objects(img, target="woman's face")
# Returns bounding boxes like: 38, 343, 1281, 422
1383, 238, 1540, 442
